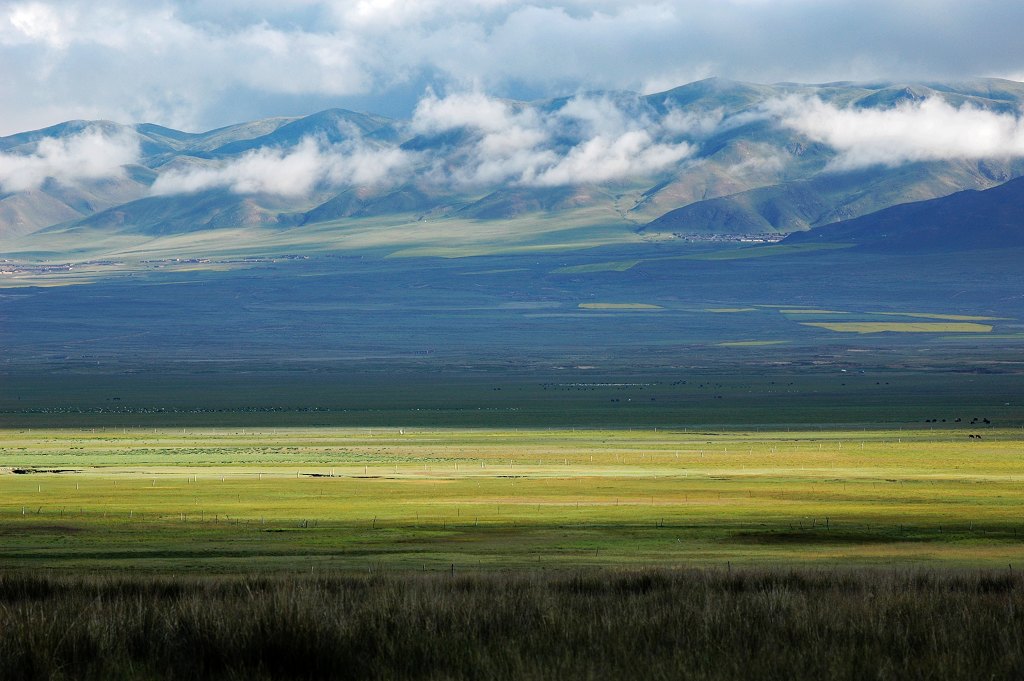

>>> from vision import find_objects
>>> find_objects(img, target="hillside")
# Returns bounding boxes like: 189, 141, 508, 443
5, 77, 1024, 258
783, 174, 1024, 251
642, 157, 1024, 235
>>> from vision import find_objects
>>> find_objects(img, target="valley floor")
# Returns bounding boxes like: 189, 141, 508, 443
2, 246, 1023, 677
3, 426, 1023, 572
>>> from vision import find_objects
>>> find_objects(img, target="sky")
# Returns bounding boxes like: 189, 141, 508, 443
3, 0, 1024, 136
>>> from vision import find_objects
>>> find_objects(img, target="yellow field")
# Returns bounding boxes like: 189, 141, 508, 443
578, 303, 663, 310
802, 322, 994, 333
871, 312, 1005, 321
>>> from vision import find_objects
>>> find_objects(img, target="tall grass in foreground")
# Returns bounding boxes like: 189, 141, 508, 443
1, 568, 1023, 680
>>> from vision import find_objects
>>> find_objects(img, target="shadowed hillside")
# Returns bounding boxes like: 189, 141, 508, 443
784, 174, 1024, 251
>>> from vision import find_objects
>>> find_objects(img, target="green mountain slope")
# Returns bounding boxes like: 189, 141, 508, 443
6, 77, 1024, 257
783, 174, 1024, 251
642, 158, 1024, 235
208, 109, 400, 157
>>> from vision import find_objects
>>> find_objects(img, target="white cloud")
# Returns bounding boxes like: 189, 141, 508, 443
5, 1, 1024, 136
151, 90, 696, 197
767, 96, 1024, 169
27, 86, 1024, 203
337, 0, 514, 30
0, 128, 139, 192
150, 137, 413, 197
411, 90, 554, 186
411, 90, 526, 134
0, 1, 370, 134
6, 2, 65, 47
661, 107, 724, 137
411, 91, 695, 187
527, 130, 694, 186
725, 150, 788, 178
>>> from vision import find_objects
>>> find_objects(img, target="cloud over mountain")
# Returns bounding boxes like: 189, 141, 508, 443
767, 97, 1024, 170
150, 91, 696, 197
411, 91, 695, 188
0, 128, 139, 192
151, 138, 412, 197
140, 85, 1024, 199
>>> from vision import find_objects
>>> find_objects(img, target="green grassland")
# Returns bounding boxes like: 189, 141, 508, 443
2, 426, 1023, 573
872, 312, 1006, 321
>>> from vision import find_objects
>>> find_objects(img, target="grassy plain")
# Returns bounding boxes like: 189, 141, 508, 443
3, 426, 1023, 573
2, 242, 1023, 677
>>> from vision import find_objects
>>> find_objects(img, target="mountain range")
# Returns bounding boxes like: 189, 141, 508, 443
3, 77, 1024, 258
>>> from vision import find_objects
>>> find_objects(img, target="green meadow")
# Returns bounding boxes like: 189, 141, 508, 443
3, 426, 1023, 573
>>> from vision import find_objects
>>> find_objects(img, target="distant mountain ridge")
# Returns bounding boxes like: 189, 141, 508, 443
5, 77, 1024, 255
783, 174, 1024, 251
